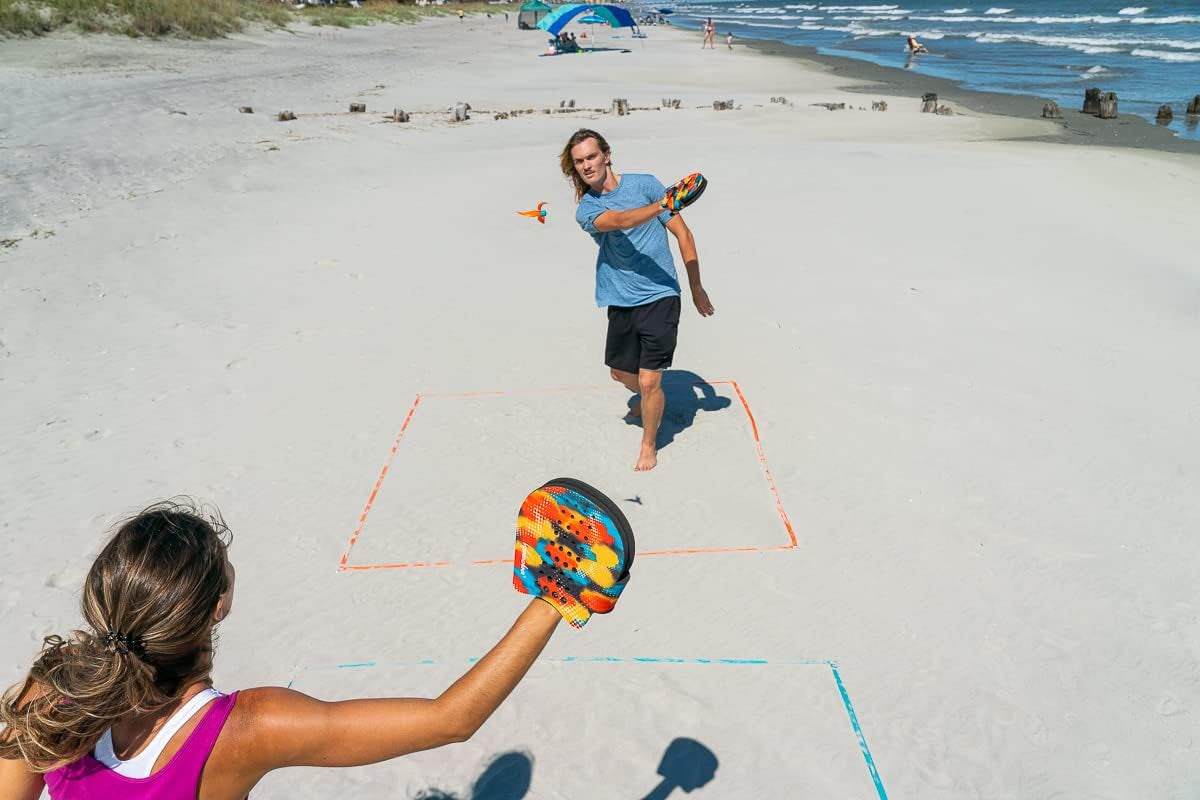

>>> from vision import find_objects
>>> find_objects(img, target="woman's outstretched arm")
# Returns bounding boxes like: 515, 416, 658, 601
232, 599, 560, 777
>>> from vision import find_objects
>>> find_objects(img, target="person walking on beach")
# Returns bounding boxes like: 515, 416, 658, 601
726, 31, 734, 50
560, 129, 715, 472
0, 499, 585, 799
702, 17, 716, 49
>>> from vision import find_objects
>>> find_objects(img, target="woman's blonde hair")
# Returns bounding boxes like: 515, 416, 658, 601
0, 499, 232, 771
560, 128, 612, 202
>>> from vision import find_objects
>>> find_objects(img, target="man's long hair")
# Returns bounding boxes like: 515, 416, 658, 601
560, 129, 612, 202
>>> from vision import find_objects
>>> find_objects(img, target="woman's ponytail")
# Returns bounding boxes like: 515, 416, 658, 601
0, 499, 231, 771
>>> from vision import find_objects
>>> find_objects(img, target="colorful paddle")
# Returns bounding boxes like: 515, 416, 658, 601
661, 173, 707, 213
513, 478, 635, 629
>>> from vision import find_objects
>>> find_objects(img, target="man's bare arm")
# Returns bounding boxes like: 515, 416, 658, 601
665, 214, 714, 317
592, 202, 666, 233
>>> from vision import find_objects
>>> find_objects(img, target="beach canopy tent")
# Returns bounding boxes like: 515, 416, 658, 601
536, 3, 637, 36
517, 0, 551, 29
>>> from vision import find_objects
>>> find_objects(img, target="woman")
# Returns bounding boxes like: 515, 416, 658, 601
702, 18, 715, 49
0, 499, 566, 799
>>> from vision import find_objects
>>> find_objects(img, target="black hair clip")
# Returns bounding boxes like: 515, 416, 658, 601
100, 631, 146, 659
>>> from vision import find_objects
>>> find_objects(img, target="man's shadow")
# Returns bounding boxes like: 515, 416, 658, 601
411, 737, 717, 798
624, 369, 732, 450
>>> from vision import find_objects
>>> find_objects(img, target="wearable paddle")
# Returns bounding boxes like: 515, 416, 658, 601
513, 478, 635, 628
661, 173, 707, 213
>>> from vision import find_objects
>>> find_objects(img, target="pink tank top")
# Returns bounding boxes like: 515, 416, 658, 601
44, 691, 238, 799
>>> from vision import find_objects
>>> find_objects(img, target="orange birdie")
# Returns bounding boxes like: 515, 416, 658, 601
517, 201, 548, 224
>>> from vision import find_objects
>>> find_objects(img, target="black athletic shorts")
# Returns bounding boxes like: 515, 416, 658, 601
605, 295, 681, 374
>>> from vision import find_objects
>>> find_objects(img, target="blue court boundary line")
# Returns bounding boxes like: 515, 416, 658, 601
830, 662, 889, 800
286, 656, 887, 799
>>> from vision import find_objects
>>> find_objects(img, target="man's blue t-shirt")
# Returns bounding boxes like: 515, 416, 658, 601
575, 173, 680, 308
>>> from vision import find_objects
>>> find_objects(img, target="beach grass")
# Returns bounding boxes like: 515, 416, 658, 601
300, 2, 512, 28
0, 0, 513, 37
0, 0, 290, 37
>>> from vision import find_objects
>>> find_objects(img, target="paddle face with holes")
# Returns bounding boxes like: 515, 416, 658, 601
661, 173, 707, 213
513, 478, 635, 628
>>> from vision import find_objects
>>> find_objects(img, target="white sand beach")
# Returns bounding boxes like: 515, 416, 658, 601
2, 15, 1199, 799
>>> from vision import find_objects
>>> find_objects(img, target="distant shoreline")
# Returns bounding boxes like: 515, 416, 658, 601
714, 30, 1200, 156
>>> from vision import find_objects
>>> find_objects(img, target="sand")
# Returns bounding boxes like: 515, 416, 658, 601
2, 16, 1198, 799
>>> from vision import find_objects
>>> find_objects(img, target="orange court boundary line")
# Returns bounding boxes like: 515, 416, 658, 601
338, 380, 797, 572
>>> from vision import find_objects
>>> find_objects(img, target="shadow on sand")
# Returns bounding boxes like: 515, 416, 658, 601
623, 369, 733, 450
413, 737, 717, 799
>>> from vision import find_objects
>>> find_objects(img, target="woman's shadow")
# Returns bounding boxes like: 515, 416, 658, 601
412, 737, 717, 798
624, 370, 732, 450
414, 751, 533, 800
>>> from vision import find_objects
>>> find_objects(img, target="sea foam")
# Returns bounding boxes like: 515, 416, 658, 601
1130, 48, 1200, 62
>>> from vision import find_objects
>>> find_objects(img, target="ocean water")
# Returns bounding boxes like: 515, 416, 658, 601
666, 0, 1200, 139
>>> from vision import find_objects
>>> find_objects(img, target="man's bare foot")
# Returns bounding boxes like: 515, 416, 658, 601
626, 397, 642, 418
634, 445, 658, 471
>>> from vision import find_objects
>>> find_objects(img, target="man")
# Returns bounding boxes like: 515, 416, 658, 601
560, 129, 715, 472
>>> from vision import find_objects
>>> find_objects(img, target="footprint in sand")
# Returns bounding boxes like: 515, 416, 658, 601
1025, 714, 1048, 745
1159, 694, 1183, 717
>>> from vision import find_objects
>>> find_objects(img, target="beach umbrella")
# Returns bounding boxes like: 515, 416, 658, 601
577, 13, 608, 51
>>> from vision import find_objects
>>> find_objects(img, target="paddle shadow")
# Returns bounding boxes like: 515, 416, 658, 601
640, 737, 720, 799
624, 369, 732, 450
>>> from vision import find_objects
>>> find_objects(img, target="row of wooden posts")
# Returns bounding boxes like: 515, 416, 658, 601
243, 98, 738, 123
244, 91, 1200, 126
238, 103, 412, 122
1042, 89, 1200, 122
1154, 95, 1200, 124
